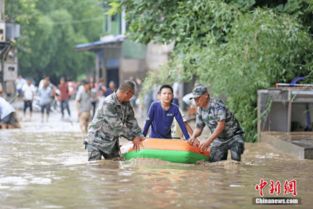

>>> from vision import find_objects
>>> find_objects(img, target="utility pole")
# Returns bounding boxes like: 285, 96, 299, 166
0, 0, 20, 97
0, 0, 6, 90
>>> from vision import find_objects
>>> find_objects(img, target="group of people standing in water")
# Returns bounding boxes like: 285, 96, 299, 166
85, 80, 244, 163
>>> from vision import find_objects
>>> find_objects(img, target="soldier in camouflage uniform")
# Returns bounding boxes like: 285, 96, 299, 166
188, 85, 244, 162
86, 80, 145, 161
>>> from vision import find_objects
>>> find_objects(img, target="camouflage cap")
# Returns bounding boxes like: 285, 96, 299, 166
190, 85, 208, 99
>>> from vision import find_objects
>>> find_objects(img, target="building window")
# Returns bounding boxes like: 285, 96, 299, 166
0, 29, 3, 41
111, 14, 117, 21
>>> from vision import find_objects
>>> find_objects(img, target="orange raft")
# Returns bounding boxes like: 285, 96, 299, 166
121, 138, 210, 164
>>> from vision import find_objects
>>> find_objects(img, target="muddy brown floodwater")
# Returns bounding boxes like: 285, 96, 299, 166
0, 110, 312, 209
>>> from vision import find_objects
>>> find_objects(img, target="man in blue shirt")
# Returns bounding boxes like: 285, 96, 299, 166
104, 81, 116, 97
143, 85, 190, 140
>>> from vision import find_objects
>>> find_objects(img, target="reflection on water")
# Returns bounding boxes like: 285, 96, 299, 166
0, 130, 312, 209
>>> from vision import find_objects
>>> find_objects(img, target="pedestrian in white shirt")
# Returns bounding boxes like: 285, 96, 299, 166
15, 75, 26, 97
22, 78, 36, 121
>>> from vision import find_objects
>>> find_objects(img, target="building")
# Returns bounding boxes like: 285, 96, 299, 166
75, 8, 173, 87
0, 0, 20, 96
257, 84, 313, 159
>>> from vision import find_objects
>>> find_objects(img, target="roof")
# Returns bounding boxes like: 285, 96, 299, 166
75, 35, 126, 52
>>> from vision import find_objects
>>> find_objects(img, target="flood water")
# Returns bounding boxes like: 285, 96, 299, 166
1, 127, 312, 209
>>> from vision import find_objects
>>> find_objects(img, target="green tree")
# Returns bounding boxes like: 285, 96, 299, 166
6, 0, 104, 82
122, 0, 313, 141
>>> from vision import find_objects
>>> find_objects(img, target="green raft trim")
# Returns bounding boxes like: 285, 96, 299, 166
123, 149, 208, 164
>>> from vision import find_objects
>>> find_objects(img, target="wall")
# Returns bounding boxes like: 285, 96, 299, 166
119, 58, 146, 82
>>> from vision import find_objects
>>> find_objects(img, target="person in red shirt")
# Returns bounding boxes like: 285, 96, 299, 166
58, 77, 71, 119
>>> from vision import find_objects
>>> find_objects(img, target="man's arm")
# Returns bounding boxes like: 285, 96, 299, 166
199, 101, 227, 151
124, 105, 144, 139
121, 105, 145, 151
199, 120, 225, 151
142, 103, 154, 137
188, 108, 205, 146
174, 109, 190, 140
188, 127, 203, 147
92, 102, 142, 141
184, 122, 193, 136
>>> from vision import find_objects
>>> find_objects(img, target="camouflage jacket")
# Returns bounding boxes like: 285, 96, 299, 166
87, 93, 142, 145
196, 98, 243, 141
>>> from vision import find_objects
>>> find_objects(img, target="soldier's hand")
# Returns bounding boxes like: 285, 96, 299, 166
138, 136, 145, 142
188, 137, 200, 147
193, 138, 200, 147
132, 136, 144, 151
200, 139, 212, 152
188, 137, 195, 145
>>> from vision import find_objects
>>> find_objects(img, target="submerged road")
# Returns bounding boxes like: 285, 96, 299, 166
0, 101, 312, 209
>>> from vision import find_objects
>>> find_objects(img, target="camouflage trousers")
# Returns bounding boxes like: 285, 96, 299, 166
209, 134, 244, 162
87, 138, 121, 161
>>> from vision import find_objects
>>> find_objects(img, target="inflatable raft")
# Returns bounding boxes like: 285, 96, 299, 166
121, 138, 209, 164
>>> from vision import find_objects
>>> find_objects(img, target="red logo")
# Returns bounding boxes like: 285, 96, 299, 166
255, 179, 297, 197
284, 179, 297, 197
255, 178, 268, 197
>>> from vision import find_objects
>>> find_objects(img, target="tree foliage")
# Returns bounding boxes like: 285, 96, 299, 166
6, 0, 104, 83
122, 0, 313, 141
